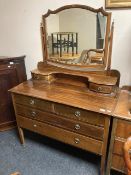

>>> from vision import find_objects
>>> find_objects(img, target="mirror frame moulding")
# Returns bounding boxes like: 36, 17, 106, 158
41, 4, 112, 71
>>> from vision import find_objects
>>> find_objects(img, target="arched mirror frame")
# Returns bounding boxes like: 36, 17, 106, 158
41, 4, 112, 71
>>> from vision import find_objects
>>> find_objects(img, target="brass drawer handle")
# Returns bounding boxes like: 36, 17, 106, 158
33, 124, 37, 127
75, 111, 81, 117
74, 138, 80, 144
75, 124, 80, 130
98, 87, 103, 91
31, 111, 36, 117
30, 99, 35, 105
35, 75, 40, 80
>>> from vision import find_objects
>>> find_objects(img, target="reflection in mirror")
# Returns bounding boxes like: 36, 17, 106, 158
46, 8, 107, 65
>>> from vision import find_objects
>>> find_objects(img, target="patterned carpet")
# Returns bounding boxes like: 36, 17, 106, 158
0, 129, 111, 175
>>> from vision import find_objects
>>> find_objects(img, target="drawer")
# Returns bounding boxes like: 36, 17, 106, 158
115, 120, 131, 139
112, 154, 126, 173
89, 82, 114, 94
0, 64, 15, 70
113, 139, 125, 156
15, 105, 104, 141
17, 115, 103, 155
54, 103, 105, 127
13, 94, 53, 113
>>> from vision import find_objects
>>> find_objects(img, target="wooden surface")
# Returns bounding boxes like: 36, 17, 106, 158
106, 89, 131, 175
10, 79, 118, 116
113, 90, 131, 121
0, 56, 27, 131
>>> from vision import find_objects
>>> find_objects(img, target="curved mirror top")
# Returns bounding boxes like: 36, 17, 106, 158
42, 6, 111, 68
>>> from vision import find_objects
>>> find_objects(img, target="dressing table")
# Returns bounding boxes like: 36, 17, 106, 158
9, 5, 122, 175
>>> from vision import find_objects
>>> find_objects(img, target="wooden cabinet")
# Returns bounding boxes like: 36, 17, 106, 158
0, 56, 27, 131
106, 91, 131, 174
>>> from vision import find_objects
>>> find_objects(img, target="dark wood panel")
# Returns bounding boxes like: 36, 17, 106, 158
17, 115, 103, 155
0, 56, 27, 130
0, 68, 18, 125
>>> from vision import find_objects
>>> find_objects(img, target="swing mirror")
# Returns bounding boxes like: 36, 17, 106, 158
41, 5, 112, 70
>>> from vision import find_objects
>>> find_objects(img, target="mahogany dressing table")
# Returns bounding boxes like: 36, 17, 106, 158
9, 5, 123, 175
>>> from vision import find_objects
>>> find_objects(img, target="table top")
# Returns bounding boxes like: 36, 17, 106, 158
10, 79, 118, 117
113, 90, 131, 121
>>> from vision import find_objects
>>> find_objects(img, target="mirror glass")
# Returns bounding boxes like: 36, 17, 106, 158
46, 8, 107, 65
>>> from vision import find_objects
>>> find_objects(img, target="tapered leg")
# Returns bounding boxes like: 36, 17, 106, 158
18, 126, 25, 144
106, 119, 118, 175
100, 117, 111, 175
100, 154, 106, 175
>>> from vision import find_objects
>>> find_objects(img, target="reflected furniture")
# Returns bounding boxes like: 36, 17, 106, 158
106, 89, 131, 174
0, 56, 27, 131
51, 32, 78, 57
124, 137, 131, 175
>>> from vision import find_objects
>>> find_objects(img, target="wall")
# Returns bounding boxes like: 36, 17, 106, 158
0, 0, 130, 86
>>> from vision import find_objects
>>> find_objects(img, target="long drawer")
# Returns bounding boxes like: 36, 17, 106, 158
54, 103, 105, 127
13, 94, 53, 113
113, 138, 125, 156
112, 154, 126, 173
16, 115, 103, 155
115, 119, 131, 139
15, 104, 104, 141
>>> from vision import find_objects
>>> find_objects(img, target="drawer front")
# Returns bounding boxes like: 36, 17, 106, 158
116, 120, 131, 139
13, 94, 53, 113
17, 116, 103, 155
0, 64, 15, 70
112, 154, 126, 174
15, 105, 104, 141
54, 103, 105, 127
113, 139, 125, 156
89, 82, 113, 94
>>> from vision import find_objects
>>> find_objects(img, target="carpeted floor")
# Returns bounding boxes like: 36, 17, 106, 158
0, 129, 116, 175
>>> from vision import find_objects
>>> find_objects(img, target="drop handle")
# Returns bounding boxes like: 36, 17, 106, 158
75, 124, 80, 130
75, 111, 81, 117
98, 87, 103, 91
30, 99, 35, 105
74, 138, 80, 144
